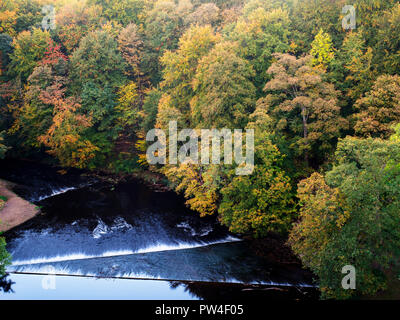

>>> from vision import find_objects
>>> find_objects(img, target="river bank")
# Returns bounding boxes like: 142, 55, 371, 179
0, 179, 40, 232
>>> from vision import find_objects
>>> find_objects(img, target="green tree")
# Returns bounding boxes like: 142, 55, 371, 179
219, 109, 296, 237
141, 88, 162, 133
0, 33, 13, 78
0, 237, 11, 276
8, 28, 50, 81
70, 29, 127, 92
227, 6, 291, 94
142, 0, 194, 84
289, 135, 400, 299
0, 131, 8, 158
329, 31, 374, 107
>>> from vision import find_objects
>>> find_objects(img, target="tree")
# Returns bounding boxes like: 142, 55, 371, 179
70, 29, 127, 92
0, 237, 11, 276
0, 33, 13, 78
0, 131, 8, 158
185, 3, 220, 27
310, 29, 334, 70
141, 88, 162, 133
227, 6, 291, 93
291, 0, 346, 53
372, 2, 400, 74
38, 84, 99, 169
8, 40, 68, 151
289, 135, 400, 299
91, 0, 151, 26
219, 108, 296, 237
142, 0, 194, 84
354, 75, 400, 138
158, 24, 220, 126
8, 28, 50, 81
0, 9, 17, 37
329, 31, 374, 107
260, 53, 348, 166
115, 81, 141, 131
164, 164, 222, 217
117, 23, 143, 80
56, 0, 103, 54
191, 41, 256, 128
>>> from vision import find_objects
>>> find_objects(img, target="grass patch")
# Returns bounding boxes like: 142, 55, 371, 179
0, 195, 7, 211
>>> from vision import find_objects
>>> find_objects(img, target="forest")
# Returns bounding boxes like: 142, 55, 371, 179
0, 0, 400, 299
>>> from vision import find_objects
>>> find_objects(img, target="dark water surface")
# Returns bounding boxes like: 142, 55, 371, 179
0, 160, 317, 299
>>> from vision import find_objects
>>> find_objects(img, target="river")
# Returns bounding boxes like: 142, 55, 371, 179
0, 159, 317, 300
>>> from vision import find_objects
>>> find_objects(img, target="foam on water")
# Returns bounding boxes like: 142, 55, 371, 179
33, 186, 77, 202
10, 236, 241, 266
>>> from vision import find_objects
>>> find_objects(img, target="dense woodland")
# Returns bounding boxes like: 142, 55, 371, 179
0, 0, 400, 299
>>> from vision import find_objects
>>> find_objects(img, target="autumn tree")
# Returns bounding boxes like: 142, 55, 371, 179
114, 81, 141, 132
117, 23, 143, 81
8, 28, 50, 81
191, 41, 256, 128
90, 0, 151, 26
372, 2, 400, 74
261, 53, 348, 166
185, 3, 220, 27
0, 8, 17, 37
164, 164, 222, 217
56, 0, 103, 54
38, 84, 98, 169
289, 135, 400, 299
354, 74, 400, 138
157, 24, 219, 127
310, 29, 334, 70
219, 107, 296, 237
8, 40, 68, 151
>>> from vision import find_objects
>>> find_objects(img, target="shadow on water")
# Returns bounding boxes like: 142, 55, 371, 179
168, 281, 319, 300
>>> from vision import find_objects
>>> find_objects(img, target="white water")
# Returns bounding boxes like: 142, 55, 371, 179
10, 236, 241, 266
33, 186, 77, 202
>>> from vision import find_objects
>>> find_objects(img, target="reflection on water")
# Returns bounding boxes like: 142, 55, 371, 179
0, 273, 318, 300
0, 273, 197, 300
0, 275, 14, 294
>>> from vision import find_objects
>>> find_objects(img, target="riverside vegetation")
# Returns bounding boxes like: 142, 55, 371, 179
0, 0, 400, 299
